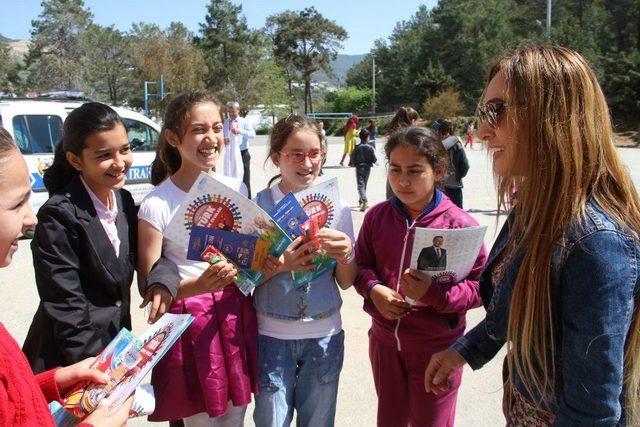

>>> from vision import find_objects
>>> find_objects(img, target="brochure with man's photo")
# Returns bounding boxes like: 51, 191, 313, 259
410, 226, 487, 286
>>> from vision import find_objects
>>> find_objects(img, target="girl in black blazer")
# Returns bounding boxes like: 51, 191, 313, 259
23, 103, 179, 373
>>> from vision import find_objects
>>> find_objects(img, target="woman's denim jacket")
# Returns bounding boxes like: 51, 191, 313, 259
452, 199, 640, 426
252, 188, 343, 321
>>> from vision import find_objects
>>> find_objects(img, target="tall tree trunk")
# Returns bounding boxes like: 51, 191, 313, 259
304, 78, 310, 114
288, 78, 293, 113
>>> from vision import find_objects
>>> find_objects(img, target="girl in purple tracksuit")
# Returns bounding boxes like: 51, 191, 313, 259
354, 127, 487, 427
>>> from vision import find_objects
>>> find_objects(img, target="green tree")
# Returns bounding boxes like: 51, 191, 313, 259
0, 40, 18, 93
345, 54, 373, 89
25, 0, 92, 91
255, 60, 290, 122
130, 22, 207, 112
82, 24, 135, 105
266, 7, 347, 113
422, 89, 464, 121
602, 50, 640, 127
196, 0, 265, 106
331, 86, 373, 113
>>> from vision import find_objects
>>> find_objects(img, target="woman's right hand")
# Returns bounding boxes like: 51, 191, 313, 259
424, 348, 467, 395
195, 260, 238, 293
369, 284, 411, 320
83, 395, 134, 427
277, 236, 318, 273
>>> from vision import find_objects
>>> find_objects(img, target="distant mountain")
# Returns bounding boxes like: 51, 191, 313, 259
0, 34, 30, 59
312, 54, 365, 87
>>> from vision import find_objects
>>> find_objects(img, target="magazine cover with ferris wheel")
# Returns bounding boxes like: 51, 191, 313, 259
291, 178, 344, 287
60, 313, 193, 421
164, 172, 291, 293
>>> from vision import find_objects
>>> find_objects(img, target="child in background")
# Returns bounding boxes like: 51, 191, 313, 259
23, 102, 178, 373
339, 114, 359, 167
464, 121, 475, 149
367, 119, 378, 146
350, 128, 377, 211
252, 114, 357, 427
137, 92, 258, 425
0, 126, 133, 426
354, 127, 487, 426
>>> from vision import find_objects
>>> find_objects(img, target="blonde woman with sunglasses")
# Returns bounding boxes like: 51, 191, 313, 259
425, 45, 640, 426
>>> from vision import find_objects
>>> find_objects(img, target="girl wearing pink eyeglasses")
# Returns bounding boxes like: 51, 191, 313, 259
252, 115, 357, 427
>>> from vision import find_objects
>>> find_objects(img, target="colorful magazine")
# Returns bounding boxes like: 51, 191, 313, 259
290, 178, 343, 287
187, 225, 286, 295
268, 192, 310, 240
50, 384, 155, 426
165, 172, 291, 294
61, 313, 193, 420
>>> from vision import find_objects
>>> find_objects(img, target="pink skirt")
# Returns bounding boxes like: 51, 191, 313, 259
148, 286, 258, 421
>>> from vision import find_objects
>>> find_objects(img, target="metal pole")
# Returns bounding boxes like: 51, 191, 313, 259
144, 81, 149, 117
372, 55, 376, 114
546, 0, 552, 39
160, 74, 165, 100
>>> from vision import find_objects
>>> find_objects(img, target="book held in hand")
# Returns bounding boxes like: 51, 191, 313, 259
166, 172, 291, 294
289, 178, 343, 287
57, 313, 193, 423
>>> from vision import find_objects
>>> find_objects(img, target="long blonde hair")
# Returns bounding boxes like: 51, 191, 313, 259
490, 45, 640, 423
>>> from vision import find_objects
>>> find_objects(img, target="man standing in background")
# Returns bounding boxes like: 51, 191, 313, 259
223, 101, 256, 197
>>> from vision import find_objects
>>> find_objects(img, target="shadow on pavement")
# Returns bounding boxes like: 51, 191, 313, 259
467, 208, 501, 216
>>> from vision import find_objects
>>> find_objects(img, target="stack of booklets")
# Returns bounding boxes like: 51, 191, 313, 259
164, 172, 344, 293
272, 179, 343, 287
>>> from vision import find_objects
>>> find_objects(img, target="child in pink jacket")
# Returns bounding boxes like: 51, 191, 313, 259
354, 127, 488, 427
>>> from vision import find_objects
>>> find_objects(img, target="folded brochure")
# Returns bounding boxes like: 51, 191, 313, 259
409, 225, 487, 304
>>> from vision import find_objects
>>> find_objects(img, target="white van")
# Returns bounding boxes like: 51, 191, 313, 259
0, 98, 160, 212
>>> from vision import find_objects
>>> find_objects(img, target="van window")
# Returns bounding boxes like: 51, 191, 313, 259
12, 115, 63, 154
123, 118, 158, 152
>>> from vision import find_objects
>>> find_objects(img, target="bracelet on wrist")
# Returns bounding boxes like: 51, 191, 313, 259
339, 246, 355, 265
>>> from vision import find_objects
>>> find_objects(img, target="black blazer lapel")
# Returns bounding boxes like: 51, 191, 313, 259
65, 177, 125, 288
114, 190, 131, 279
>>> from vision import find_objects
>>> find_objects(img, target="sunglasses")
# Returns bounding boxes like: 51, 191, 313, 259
477, 100, 508, 128
279, 149, 324, 164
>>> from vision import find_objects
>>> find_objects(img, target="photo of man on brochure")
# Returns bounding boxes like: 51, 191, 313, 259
417, 235, 447, 271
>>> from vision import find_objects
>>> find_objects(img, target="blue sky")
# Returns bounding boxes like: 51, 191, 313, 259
0, 0, 437, 55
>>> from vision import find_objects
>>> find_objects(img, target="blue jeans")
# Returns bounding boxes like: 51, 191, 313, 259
253, 331, 345, 427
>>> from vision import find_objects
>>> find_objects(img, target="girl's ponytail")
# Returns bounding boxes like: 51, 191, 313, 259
267, 174, 282, 188
43, 141, 79, 195
150, 132, 181, 186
